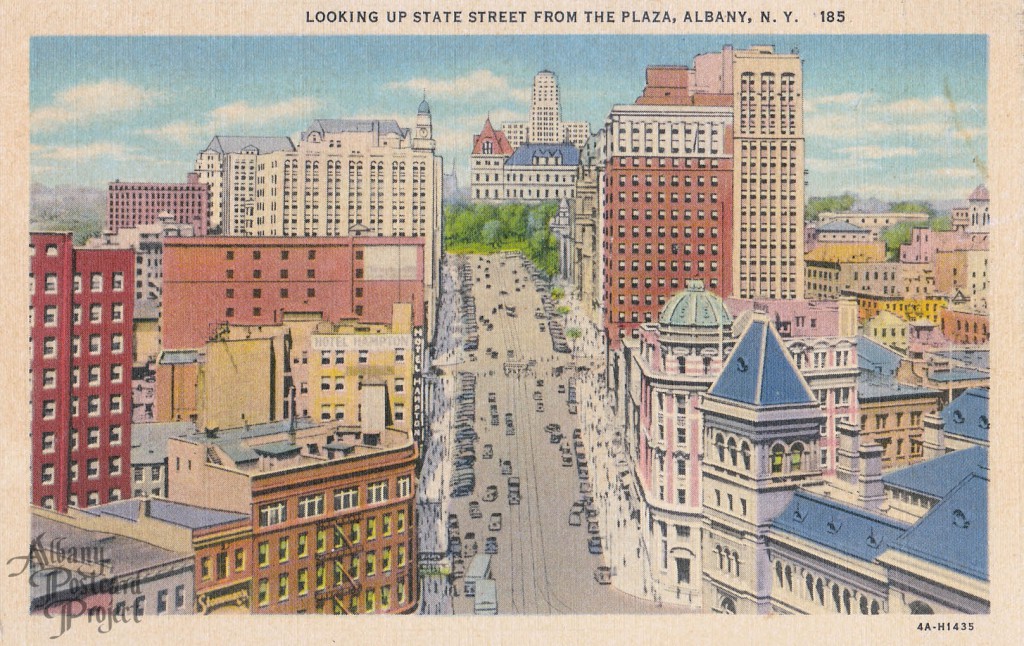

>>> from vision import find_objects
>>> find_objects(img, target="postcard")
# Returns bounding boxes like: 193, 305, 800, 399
1, 0, 1021, 644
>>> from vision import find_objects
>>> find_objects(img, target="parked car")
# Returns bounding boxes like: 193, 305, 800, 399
501, 460, 512, 476
588, 537, 603, 554
561, 455, 573, 467
594, 566, 612, 584
483, 485, 498, 502
484, 537, 498, 554
488, 513, 503, 531
469, 502, 482, 519
448, 514, 460, 531
573, 428, 582, 440
482, 444, 493, 459
549, 432, 562, 444
568, 511, 582, 527
588, 521, 600, 535
545, 423, 561, 433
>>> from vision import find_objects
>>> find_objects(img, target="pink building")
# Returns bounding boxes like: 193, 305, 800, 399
899, 227, 988, 264
107, 173, 211, 235
30, 233, 134, 513
725, 297, 860, 476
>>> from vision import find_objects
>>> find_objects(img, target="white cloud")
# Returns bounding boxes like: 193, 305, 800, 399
805, 92, 876, 112
209, 97, 323, 126
838, 145, 919, 160
143, 97, 325, 145
387, 70, 531, 103
919, 167, 981, 179
33, 141, 145, 162
32, 81, 163, 132
870, 96, 982, 116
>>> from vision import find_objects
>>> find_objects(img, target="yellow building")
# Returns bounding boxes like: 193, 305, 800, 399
805, 242, 886, 264
864, 310, 910, 351
133, 301, 161, 367
308, 304, 415, 435
854, 294, 946, 326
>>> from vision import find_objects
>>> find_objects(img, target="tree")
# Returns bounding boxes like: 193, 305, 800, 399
551, 287, 565, 301
566, 327, 582, 358
805, 194, 855, 222
556, 305, 571, 320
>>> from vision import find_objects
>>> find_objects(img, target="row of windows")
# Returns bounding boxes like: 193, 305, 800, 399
247, 528, 411, 573
318, 348, 407, 365
33, 303, 126, 327
773, 559, 881, 615
41, 334, 125, 359
39, 488, 122, 509
258, 477, 412, 527
40, 393, 124, 420
40, 456, 123, 484
610, 192, 721, 205
40, 364, 124, 389
37, 272, 125, 294
611, 208, 721, 222
40, 426, 123, 453
610, 157, 721, 170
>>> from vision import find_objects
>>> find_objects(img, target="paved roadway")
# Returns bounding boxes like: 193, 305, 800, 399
436, 253, 682, 615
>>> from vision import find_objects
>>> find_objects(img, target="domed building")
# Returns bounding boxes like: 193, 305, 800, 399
621, 279, 734, 608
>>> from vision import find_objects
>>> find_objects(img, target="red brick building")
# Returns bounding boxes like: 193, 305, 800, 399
30, 232, 134, 512
601, 70, 734, 348
176, 418, 419, 615
162, 237, 425, 349
107, 173, 211, 235
941, 307, 990, 346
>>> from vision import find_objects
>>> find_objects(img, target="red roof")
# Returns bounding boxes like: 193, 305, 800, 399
968, 184, 989, 201
472, 118, 513, 155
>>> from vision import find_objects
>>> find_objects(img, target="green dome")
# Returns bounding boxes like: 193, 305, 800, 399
659, 280, 732, 328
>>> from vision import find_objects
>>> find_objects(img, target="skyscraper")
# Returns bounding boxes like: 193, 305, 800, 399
502, 71, 590, 148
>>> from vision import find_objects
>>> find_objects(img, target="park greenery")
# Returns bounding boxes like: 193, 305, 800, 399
807, 195, 952, 260
444, 201, 561, 276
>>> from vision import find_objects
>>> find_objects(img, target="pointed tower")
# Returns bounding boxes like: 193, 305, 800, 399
698, 313, 825, 614
413, 95, 435, 152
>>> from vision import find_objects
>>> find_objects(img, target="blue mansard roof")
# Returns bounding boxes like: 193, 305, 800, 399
505, 143, 580, 167
882, 446, 988, 500
708, 318, 815, 407
772, 490, 911, 562
941, 388, 989, 442
884, 472, 988, 581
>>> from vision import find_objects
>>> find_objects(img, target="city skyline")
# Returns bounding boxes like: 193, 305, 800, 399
30, 35, 986, 201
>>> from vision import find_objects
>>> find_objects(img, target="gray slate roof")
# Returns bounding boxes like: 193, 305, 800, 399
203, 135, 296, 154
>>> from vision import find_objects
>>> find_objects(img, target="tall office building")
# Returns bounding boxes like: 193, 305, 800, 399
194, 136, 297, 234
30, 233, 134, 513
248, 102, 441, 337
503, 71, 590, 148
601, 66, 734, 349
106, 173, 211, 235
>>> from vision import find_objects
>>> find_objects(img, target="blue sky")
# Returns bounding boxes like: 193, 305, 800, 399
30, 35, 987, 201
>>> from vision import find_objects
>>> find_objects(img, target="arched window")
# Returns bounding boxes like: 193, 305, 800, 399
816, 579, 825, 605
843, 589, 852, 614
860, 596, 869, 614
727, 438, 738, 466
721, 597, 736, 614
871, 600, 880, 615
771, 444, 785, 474
791, 442, 804, 471
806, 574, 814, 599
785, 565, 793, 591
908, 601, 934, 615
741, 442, 751, 470
715, 434, 726, 462
832, 584, 841, 613
776, 561, 784, 586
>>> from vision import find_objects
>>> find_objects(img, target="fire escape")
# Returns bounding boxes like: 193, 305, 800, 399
314, 512, 364, 614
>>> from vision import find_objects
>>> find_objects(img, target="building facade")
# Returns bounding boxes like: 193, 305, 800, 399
469, 118, 514, 202
194, 135, 297, 234
30, 233, 134, 513
168, 415, 419, 615
601, 98, 734, 348
106, 173, 211, 236
570, 135, 603, 323
161, 236, 425, 350
501, 70, 590, 149
622, 281, 734, 607
247, 106, 441, 335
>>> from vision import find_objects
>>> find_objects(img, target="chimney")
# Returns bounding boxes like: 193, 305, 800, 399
834, 420, 861, 492
921, 411, 946, 460
288, 386, 297, 444
858, 443, 885, 512
142, 498, 152, 518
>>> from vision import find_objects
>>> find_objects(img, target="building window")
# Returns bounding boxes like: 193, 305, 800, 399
41, 400, 56, 420
298, 494, 324, 518
110, 395, 123, 415
40, 464, 55, 484
258, 542, 269, 567
259, 501, 287, 527
175, 585, 185, 609
297, 533, 308, 558
90, 273, 103, 292
367, 480, 388, 504
297, 569, 309, 596
771, 444, 785, 474
278, 537, 289, 563
110, 364, 123, 383
258, 579, 269, 607
335, 487, 359, 510
109, 456, 122, 476
41, 432, 55, 453
44, 273, 58, 294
